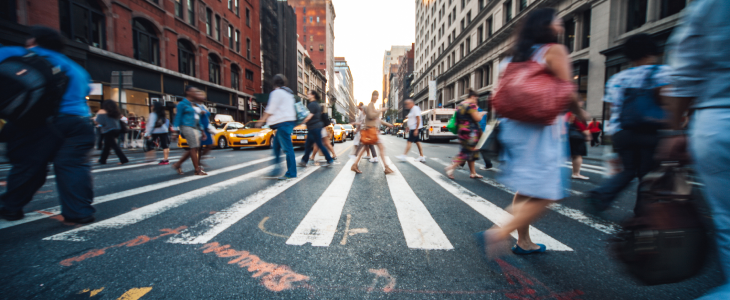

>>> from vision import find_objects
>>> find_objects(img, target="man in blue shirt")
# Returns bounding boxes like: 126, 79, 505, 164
0, 26, 96, 223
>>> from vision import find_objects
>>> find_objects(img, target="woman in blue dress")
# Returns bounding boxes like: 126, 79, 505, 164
476, 8, 583, 256
195, 95, 215, 167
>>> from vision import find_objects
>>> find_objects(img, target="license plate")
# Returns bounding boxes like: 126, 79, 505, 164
297, 135, 305, 140
240, 140, 248, 144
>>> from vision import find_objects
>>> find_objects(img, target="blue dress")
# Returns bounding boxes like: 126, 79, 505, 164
497, 45, 569, 200
197, 104, 214, 146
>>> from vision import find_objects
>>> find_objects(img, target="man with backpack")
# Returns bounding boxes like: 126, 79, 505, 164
585, 34, 673, 215
256, 74, 297, 180
0, 26, 96, 223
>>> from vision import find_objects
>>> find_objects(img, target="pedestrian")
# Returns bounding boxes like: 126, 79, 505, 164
126, 112, 137, 148
584, 34, 671, 215
445, 89, 486, 179
396, 99, 426, 162
567, 108, 590, 180
476, 8, 581, 255
256, 74, 297, 180
588, 118, 602, 147
144, 101, 171, 165
193, 93, 215, 164
350, 102, 378, 162
172, 86, 207, 176
660, 1, 730, 297
96, 100, 130, 165
0, 26, 96, 223
351, 91, 393, 174
299, 91, 334, 167
94, 114, 104, 150
477, 107, 495, 170
309, 105, 338, 164
118, 113, 128, 148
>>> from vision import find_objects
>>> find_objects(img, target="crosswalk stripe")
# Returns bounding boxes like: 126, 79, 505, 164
430, 158, 618, 235
405, 157, 573, 251
286, 159, 357, 247
0, 156, 278, 230
167, 165, 321, 244
42, 156, 184, 179
380, 157, 453, 250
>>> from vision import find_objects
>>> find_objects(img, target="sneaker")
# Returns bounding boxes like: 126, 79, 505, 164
418, 156, 427, 162
0, 207, 24, 221
479, 166, 492, 171
572, 174, 590, 180
308, 161, 316, 166
158, 160, 170, 165
369, 158, 378, 163
277, 176, 295, 180
396, 155, 408, 161
584, 193, 610, 216
297, 162, 307, 168
348, 155, 357, 160
321, 162, 333, 168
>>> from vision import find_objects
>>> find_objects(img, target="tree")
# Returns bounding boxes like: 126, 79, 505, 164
384, 109, 399, 122
329, 103, 346, 124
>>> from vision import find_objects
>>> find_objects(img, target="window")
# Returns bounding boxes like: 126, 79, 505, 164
298, 67, 302, 78
235, 30, 240, 52
317, 16, 320, 23
460, 43, 464, 59
582, 10, 591, 49
206, 9, 212, 35
228, 26, 233, 48
319, 44, 324, 51
660, 0, 685, 19
310, 36, 313, 41
178, 40, 195, 76
208, 55, 221, 84
59, 0, 105, 49
504, 1, 513, 22
132, 19, 159, 65
626, 0, 647, 32
466, 37, 471, 55
297, 82, 303, 93
448, 13, 451, 26
246, 38, 251, 59
246, 8, 250, 27
486, 17, 493, 37
303, 26, 306, 33
186, 0, 194, 25
228, 0, 232, 10
231, 65, 240, 90
460, 0, 465, 10
460, 19, 464, 30
174, 0, 182, 17
298, 51, 303, 63
467, 11, 471, 24
245, 69, 254, 81
564, 17, 575, 53
477, 26, 483, 44
519, 0, 527, 12
303, 7, 306, 14
215, 15, 221, 41
310, 16, 313, 23
479, 0, 485, 11
234, 0, 239, 16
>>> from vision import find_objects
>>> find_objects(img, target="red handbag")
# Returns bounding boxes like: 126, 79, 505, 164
360, 127, 379, 145
492, 47, 576, 125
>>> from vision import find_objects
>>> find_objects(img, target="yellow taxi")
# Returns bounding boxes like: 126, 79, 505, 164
177, 115, 275, 149
292, 124, 308, 147
332, 124, 346, 143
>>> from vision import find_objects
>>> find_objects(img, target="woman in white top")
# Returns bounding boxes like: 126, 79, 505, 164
145, 101, 171, 164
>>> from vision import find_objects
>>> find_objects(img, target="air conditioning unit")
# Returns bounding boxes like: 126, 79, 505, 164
150, 97, 161, 104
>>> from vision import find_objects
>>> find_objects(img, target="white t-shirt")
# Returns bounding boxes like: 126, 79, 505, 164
264, 88, 296, 126
407, 106, 423, 130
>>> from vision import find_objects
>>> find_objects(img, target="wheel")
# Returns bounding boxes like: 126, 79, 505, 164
218, 137, 227, 149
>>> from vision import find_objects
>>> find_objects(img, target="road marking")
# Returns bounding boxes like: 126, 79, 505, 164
407, 157, 572, 251
380, 157, 453, 250
286, 159, 357, 247
431, 158, 618, 235
368, 268, 396, 293
167, 166, 319, 244
79, 287, 105, 297
339, 214, 368, 245
562, 164, 606, 175
0, 156, 277, 230
116, 287, 153, 300
44, 156, 184, 179
44, 164, 281, 242
258, 217, 289, 238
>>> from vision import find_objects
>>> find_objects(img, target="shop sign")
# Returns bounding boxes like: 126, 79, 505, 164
89, 83, 103, 95
238, 97, 245, 111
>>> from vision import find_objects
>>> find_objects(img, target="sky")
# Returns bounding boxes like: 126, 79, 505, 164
332, 0, 415, 107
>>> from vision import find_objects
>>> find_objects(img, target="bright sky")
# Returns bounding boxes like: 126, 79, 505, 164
332, 0, 415, 108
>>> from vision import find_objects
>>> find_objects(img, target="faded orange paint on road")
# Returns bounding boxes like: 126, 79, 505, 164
200, 242, 310, 292
116, 287, 153, 300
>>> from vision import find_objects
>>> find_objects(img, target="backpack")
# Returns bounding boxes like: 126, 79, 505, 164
154, 113, 165, 128
619, 65, 666, 130
0, 50, 68, 127
320, 113, 331, 126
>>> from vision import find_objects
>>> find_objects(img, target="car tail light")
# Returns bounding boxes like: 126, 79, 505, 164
441, 126, 447, 132
429, 127, 433, 132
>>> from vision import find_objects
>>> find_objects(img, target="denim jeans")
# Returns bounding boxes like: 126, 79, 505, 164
691, 109, 730, 298
1, 115, 95, 219
589, 129, 659, 213
271, 121, 297, 178
301, 126, 333, 164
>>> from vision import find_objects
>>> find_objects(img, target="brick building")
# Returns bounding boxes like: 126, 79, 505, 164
1, 0, 262, 123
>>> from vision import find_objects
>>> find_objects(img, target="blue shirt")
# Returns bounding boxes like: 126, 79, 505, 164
0, 46, 92, 117
173, 98, 199, 128
478, 107, 487, 131
665, 0, 730, 109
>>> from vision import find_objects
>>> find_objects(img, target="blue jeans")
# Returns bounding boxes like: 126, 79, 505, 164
271, 121, 297, 178
1, 116, 95, 219
301, 127, 333, 164
691, 109, 730, 299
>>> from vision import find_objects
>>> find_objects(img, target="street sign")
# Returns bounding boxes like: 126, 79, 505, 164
428, 80, 437, 101
89, 83, 103, 95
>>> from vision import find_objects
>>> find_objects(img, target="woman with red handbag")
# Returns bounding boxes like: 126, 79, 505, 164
475, 8, 583, 257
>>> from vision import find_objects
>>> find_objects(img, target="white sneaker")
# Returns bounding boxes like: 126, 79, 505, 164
348, 155, 356, 160
418, 156, 427, 162
369, 158, 378, 163
396, 155, 408, 161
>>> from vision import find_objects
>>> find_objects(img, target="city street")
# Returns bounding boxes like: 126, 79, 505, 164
0, 135, 721, 299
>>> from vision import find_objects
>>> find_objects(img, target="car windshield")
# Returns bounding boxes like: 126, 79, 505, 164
334, 125, 342, 130
436, 115, 452, 123
213, 122, 227, 129
244, 122, 268, 129
343, 125, 353, 129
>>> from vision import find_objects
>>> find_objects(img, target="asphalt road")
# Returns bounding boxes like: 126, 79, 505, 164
0, 135, 721, 299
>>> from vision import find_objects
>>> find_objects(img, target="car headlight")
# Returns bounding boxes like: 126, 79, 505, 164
229, 133, 236, 138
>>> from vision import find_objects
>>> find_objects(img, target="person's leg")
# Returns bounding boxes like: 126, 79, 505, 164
109, 131, 129, 164
301, 132, 316, 164
310, 144, 319, 161
571, 155, 582, 176
52, 116, 96, 220
312, 129, 333, 163
163, 148, 169, 160
497, 194, 551, 250
416, 141, 424, 157
587, 130, 640, 210
369, 145, 377, 158
377, 142, 392, 174
99, 132, 114, 163
324, 138, 336, 158
173, 150, 190, 171
190, 147, 201, 170
468, 161, 477, 176
277, 122, 297, 178
403, 141, 413, 155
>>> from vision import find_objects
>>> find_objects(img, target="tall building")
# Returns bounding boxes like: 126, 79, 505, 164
0, 0, 262, 123
261, 0, 298, 99
412, 0, 688, 124
334, 57, 356, 123
288, 0, 336, 106
297, 39, 328, 103
382, 45, 412, 108
396, 46, 415, 119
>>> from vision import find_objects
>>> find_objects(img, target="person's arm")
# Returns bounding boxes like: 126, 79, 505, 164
173, 103, 183, 128
257, 92, 280, 127
469, 107, 487, 122
145, 113, 156, 138
544, 44, 583, 121
414, 115, 421, 134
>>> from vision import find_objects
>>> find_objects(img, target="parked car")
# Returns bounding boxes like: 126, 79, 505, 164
396, 130, 404, 137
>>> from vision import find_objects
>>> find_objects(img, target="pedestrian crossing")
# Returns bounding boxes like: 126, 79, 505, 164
3, 151, 627, 253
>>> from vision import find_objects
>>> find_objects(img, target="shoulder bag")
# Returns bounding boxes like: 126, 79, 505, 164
360, 127, 379, 145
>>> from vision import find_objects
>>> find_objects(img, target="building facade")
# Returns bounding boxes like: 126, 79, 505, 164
412, 0, 688, 124
333, 57, 355, 122
297, 39, 327, 103
2, 0, 263, 123
260, 0, 298, 101
288, 0, 336, 106
382, 45, 412, 109
396, 46, 415, 119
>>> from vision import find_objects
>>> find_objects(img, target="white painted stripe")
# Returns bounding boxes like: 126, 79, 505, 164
380, 157, 453, 250
0, 156, 277, 230
286, 159, 357, 247
430, 158, 618, 235
39, 156, 183, 179
408, 157, 573, 251
167, 166, 320, 244
43, 164, 280, 241
563, 164, 606, 175
565, 162, 607, 171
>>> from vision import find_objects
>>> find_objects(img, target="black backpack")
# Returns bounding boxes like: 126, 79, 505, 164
320, 113, 331, 126
0, 50, 68, 127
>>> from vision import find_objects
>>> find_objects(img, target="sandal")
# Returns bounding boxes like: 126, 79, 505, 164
195, 168, 208, 176
470, 174, 483, 179
172, 164, 184, 175
511, 244, 547, 255
445, 167, 455, 179
350, 165, 362, 174
384, 167, 394, 175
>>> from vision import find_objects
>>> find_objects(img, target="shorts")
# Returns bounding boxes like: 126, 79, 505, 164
408, 129, 421, 143
152, 133, 170, 149
180, 126, 201, 148
321, 128, 328, 137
